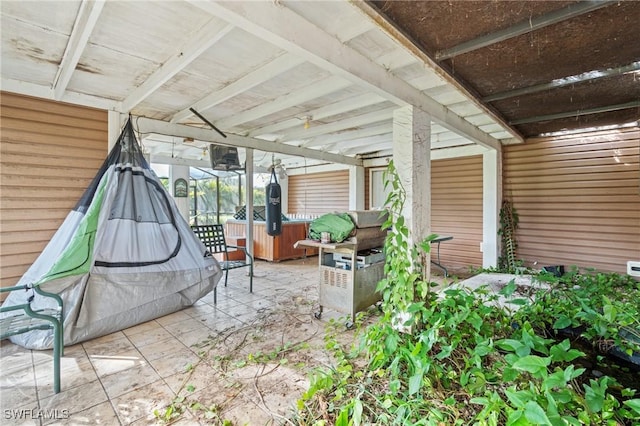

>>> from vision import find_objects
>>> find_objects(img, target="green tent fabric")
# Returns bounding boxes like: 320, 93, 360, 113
308, 213, 355, 243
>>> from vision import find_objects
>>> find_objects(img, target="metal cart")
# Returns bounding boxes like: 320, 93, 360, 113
295, 240, 385, 328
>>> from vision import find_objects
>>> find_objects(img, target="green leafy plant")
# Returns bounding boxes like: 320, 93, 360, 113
295, 161, 640, 425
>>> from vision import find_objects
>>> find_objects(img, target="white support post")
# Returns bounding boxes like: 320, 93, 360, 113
169, 165, 190, 221
279, 175, 289, 215
349, 165, 365, 211
107, 111, 124, 152
245, 148, 254, 260
482, 149, 501, 268
392, 106, 431, 276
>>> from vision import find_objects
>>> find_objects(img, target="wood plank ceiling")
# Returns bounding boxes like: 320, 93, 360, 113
1, 1, 637, 172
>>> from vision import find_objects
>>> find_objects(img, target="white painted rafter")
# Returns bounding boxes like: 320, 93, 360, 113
186, 0, 504, 150
170, 53, 305, 123
302, 123, 391, 148
121, 22, 234, 112
248, 92, 387, 137
135, 116, 362, 166
214, 75, 352, 129
280, 107, 396, 142
52, 0, 105, 100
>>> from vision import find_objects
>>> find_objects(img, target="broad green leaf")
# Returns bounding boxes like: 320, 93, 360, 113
352, 399, 363, 426
335, 407, 349, 426
408, 373, 422, 395
584, 382, 605, 413
524, 400, 552, 425
470, 397, 490, 405
504, 388, 533, 408
543, 370, 567, 390
503, 367, 520, 382
623, 399, 640, 415
553, 315, 572, 330
499, 279, 517, 296
506, 410, 529, 426
512, 355, 551, 375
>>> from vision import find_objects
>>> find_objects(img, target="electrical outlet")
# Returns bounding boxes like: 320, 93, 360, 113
628, 261, 640, 277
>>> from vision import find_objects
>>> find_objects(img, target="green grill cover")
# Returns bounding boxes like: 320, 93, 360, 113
309, 213, 355, 243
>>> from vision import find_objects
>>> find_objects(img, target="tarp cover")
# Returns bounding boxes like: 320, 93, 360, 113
308, 213, 355, 243
1, 118, 222, 349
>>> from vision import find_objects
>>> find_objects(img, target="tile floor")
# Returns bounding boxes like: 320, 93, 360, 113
1, 257, 453, 425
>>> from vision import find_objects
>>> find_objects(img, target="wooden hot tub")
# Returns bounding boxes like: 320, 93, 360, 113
225, 220, 318, 262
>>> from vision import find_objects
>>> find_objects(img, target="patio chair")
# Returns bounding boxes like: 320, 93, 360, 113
0, 284, 64, 393
191, 224, 253, 304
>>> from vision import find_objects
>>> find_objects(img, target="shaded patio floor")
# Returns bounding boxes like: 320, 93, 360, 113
1, 257, 454, 425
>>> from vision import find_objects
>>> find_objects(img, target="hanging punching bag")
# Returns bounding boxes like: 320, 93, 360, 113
265, 168, 282, 236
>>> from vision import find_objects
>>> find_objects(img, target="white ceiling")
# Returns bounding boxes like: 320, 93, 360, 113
1, 0, 522, 172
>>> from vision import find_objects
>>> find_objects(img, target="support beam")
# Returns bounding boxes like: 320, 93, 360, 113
484, 61, 640, 102
509, 100, 640, 125
392, 106, 431, 274
482, 150, 501, 268
349, 165, 365, 210
135, 116, 362, 166
187, 0, 506, 150
52, 0, 105, 100
436, 1, 615, 60
122, 23, 234, 112
245, 148, 255, 261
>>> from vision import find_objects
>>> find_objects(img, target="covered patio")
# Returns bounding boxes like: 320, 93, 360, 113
1, 259, 452, 425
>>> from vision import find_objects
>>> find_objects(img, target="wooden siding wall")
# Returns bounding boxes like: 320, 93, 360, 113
288, 170, 349, 215
0, 92, 107, 289
431, 156, 483, 270
503, 127, 640, 274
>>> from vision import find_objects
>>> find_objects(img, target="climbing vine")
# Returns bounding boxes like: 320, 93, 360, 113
498, 198, 520, 272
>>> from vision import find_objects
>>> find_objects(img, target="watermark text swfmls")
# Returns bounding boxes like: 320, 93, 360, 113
4, 409, 70, 420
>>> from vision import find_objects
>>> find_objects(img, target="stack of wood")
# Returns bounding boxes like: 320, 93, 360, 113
345, 210, 389, 251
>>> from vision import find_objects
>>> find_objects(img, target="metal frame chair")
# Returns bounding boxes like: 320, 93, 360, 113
191, 224, 253, 304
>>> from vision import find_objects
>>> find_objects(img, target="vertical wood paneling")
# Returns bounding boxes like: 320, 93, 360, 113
288, 170, 349, 215
503, 127, 640, 274
0, 92, 107, 289
431, 155, 484, 270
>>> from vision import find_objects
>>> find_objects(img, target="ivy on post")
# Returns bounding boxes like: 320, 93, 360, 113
377, 160, 438, 334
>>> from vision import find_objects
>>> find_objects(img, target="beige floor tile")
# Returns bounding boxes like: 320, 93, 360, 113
154, 311, 191, 327
162, 317, 211, 338
111, 379, 175, 425
0, 363, 38, 409
0, 402, 42, 426
82, 332, 135, 357
174, 325, 217, 350
100, 362, 162, 399
122, 321, 160, 337
35, 353, 97, 399
135, 337, 185, 363
147, 347, 200, 378
124, 326, 173, 349
44, 401, 118, 425
89, 349, 146, 378
162, 362, 220, 395
39, 380, 108, 417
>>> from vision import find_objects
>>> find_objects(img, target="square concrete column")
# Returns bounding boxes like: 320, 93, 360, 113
392, 106, 431, 273
349, 165, 365, 211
